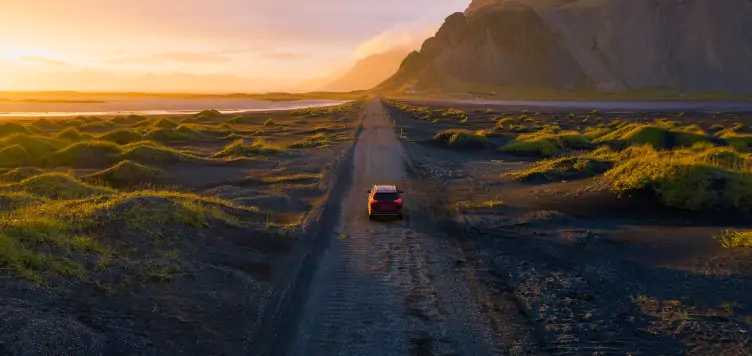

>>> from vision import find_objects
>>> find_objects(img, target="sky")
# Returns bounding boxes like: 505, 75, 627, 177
0, 0, 469, 92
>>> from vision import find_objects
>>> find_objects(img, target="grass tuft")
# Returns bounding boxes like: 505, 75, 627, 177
214, 138, 283, 158
432, 129, 491, 149
714, 229, 752, 248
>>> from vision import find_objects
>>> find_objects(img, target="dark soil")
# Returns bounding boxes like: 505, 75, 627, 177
0, 103, 363, 355
390, 99, 752, 355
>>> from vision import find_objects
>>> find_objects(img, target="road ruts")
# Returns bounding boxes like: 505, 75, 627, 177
285, 98, 502, 356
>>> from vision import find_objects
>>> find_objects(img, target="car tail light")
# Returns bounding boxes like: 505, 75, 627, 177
370, 199, 378, 204
394, 199, 402, 204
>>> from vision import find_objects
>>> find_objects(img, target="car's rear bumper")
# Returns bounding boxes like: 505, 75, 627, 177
369, 210, 402, 216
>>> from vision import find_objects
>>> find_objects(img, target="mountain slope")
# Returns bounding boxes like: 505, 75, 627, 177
322, 50, 410, 92
379, 0, 752, 95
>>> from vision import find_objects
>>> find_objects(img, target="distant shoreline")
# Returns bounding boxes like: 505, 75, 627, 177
0, 99, 351, 119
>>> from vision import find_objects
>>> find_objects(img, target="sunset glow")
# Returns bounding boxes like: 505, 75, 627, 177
0, 0, 468, 92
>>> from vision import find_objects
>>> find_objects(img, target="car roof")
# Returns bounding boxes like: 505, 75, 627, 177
372, 185, 398, 193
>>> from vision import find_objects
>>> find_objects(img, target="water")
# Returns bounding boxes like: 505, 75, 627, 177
0, 98, 351, 118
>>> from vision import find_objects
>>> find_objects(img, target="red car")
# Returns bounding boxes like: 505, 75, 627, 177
366, 185, 404, 220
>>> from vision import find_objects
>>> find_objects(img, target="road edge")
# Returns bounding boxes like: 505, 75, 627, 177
248, 107, 366, 356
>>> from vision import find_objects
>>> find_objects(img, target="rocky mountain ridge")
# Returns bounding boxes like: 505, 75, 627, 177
379, 0, 752, 95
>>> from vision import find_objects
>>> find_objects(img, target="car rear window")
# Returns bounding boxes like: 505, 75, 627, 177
373, 192, 400, 201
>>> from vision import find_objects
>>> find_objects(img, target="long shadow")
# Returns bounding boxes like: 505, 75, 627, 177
248, 122, 364, 355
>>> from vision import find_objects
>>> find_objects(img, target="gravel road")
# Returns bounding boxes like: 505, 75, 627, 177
283, 99, 505, 356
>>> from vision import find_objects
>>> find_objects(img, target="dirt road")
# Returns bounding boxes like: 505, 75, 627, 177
275, 99, 509, 355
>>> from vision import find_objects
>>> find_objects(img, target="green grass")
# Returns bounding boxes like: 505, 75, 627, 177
32, 118, 59, 128
432, 129, 491, 149
507, 156, 613, 182
0, 123, 32, 138
142, 126, 203, 142
119, 141, 200, 164
0, 134, 65, 157
110, 115, 147, 125
98, 129, 144, 144
0, 190, 256, 282
501, 128, 592, 156
0, 145, 33, 167
0, 167, 45, 182
0, 172, 115, 199
262, 172, 322, 184
214, 138, 284, 158
456, 199, 504, 209
45, 140, 123, 167
592, 124, 711, 149
714, 229, 752, 248
604, 145, 752, 210
290, 102, 359, 117
150, 118, 180, 129
56, 127, 85, 142
80, 121, 117, 131
289, 133, 333, 149
84, 160, 163, 187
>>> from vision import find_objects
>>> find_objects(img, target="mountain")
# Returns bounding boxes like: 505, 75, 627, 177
379, 0, 752, 95
322, 50, 410, 92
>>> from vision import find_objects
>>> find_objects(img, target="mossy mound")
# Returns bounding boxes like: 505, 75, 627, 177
502, 129, 593, 157
605, 145, 752, 211
110, 115, 147, 125
0, 191, 45, 211
120, 142, 199, 164
84, 160, 163, 187
59, 119, 87, 127
508, 156, 613, 183
213, 138, 283, 158
56, 127, 85, 142
225, 115, 255, 125
593, 124, 710, 149
75, 116, 103, 123
0, 145, 34, 167
45, 141, 123, 167
0, 134, 65, 157
0, 189, 253, 281
31, 118, 59, 129
0, 167, 45, 182
79, 121, 117, 131
143, 128, 199, 142
431, 129, 491, 149
0, 172, 115, 199
98, 129, 144, 144
175, 125, 204, 137
0, 123, 32, 138
151, 118, 180, 129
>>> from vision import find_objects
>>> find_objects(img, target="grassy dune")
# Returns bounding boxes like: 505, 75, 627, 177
385, 99, 752, 213
0, 99, 363, 284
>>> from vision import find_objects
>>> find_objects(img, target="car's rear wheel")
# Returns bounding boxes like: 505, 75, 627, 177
397, 213, 404, 220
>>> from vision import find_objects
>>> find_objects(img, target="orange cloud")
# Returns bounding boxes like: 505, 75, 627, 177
355, 25, 438, 58
261, 52, 309, 61
20, 56, 69, 66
